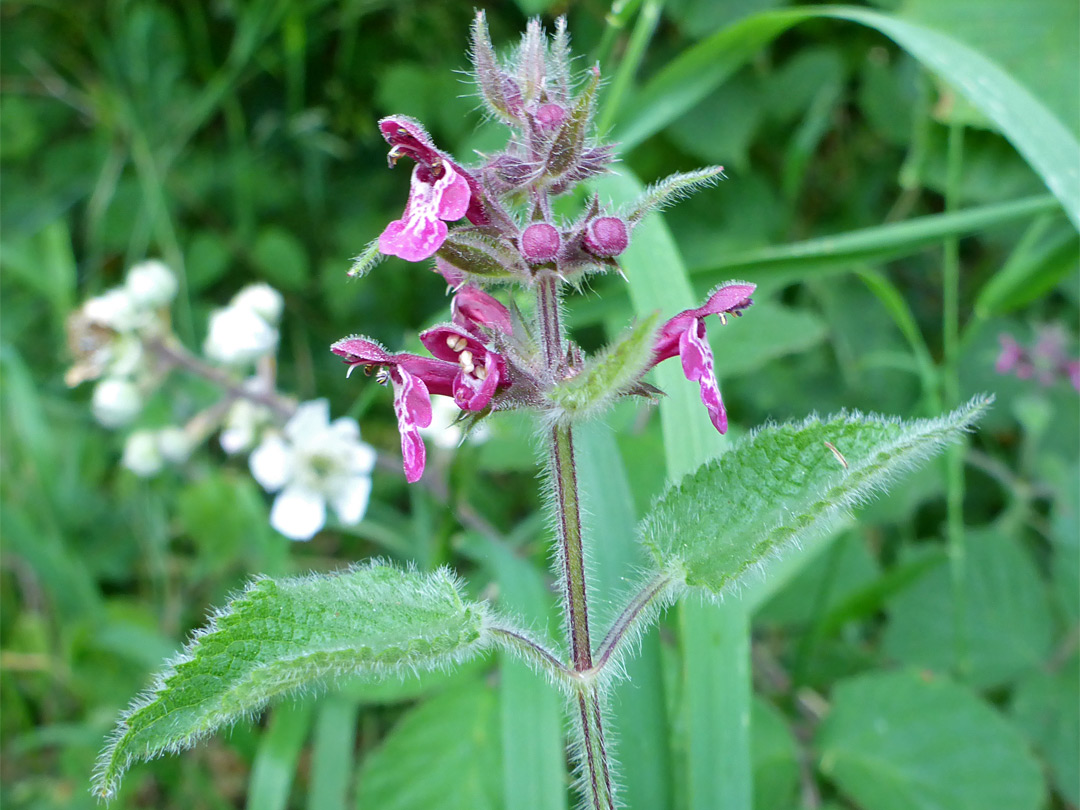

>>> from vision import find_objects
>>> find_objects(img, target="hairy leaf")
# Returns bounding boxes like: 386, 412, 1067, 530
348, 240, 384, 279
94, 563, 491, 800
547, 311, 661, 418
640, 397, 990, 595
625, 166, 725, 225
436, 230, 527, 281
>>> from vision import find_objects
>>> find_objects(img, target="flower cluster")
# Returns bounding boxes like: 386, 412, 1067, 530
67, 262, 376, 541
996, 326, 1080, 391
333, 13, 754, 482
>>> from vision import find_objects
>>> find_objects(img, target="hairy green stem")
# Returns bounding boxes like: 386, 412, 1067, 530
943, 120, 969, 677
538, 277, 615, 810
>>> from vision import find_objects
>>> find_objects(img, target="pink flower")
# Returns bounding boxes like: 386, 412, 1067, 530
378, 162, 471, 262
331, 336, 457, 482
451, 286, 513, 336
995, 334, 1025, 374
652, 282, 755, 434
420, 324, 506, 412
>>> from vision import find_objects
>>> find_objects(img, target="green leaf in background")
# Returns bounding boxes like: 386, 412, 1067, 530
818, 670, 1047, 810
251, 226, 309, 291
883, 528, 1055, 690
641, 397, 990, 595
93, 563, 491, 800
354, 681, 502, 810
618, 6, 1080, 228
712, 299, 828, 377
1010, 656, 1080, 806
750, 697, 800, 810
547, 311, 660, 418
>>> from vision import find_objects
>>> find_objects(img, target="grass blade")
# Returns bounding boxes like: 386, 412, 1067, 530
247, 699, 315, 810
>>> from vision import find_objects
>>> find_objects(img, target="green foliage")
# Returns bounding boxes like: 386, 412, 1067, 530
641, 398, 990, 594
93, 563, 491, 800
818, 670, 1047, 810
547, 311, 660, 418
353, 681, 503, 810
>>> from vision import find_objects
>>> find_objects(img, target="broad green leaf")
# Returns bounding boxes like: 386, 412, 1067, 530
751, 698, 799, 810
883, 528, 1055, 689
640, 397, 990, 595
547, 311, 660, 417
697, 194, 1058, 284
247, 699, 314, 810
595, 170, 750, 810
1011, 656, 1080, 807
618, 7, 1079, 228
578, 420, 672, 810
354, 681, 502, 810
818, 670, 1046, 810
93, 563, 491, 800
307, 694, 361, 810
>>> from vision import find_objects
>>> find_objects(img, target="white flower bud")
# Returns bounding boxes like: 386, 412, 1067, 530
204, 305, 279, 365
158, 426, 192, 464
231, 283, 284, 324
91, 378, 142, 428
122, 430, 164, 477
125, 260, 178, 309
84, 289, 140, 332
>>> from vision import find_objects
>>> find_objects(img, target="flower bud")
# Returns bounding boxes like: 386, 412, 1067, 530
520, 223, 561, 264
92, 378, 142, 428
583, 217, 629, 258
122, 430, 164, 477
84, 289, 140, 332
535, 104, 566, 131
231, 283, 284, 324
125, 260, 177, 310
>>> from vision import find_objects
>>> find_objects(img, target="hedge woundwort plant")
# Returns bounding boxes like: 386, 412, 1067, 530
92, 14, 990, 807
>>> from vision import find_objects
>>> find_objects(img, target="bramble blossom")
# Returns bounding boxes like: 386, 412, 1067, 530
249, 400, 376, 541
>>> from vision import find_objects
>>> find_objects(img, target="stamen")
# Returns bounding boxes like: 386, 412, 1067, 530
375, 369, 391, 386
475, 364, 488, 381
446, 334, 467, 352
459, 349, 474, 368
718, 313, 727, 326
387, 145, 404, 167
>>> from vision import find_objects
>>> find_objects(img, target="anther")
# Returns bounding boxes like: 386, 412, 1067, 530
474, 364, 488, 381
446, 334, 467, 352
718, 313, 727, 326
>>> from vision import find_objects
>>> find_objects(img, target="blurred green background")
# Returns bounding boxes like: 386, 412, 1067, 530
2, 1, 1077, 809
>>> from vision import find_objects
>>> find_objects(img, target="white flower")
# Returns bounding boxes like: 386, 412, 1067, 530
92, 377, 143, 428
204, 304, 279, 366
231, 283, 284, 324
122, 430, 163, 477
84, 289, 141, 333
125, 260, 178, 309
158, 426, 192, 464
220, 397, 271, 455
249, 400, 377, 541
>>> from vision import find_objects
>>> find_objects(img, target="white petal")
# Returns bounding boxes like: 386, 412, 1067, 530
125, 260, 178, 309
330, 475, 372, 526
91, 378, 142, 428
285, 399, 330, 443
204, 306, 278, 365
231, 283, 284, 324
249, 434, 292, 491
270, 487, 326, 541
329, 416, 360, 442
349, 441, 378, 475
122, 430, 163, 477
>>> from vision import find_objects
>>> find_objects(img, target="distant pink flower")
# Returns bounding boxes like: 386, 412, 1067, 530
331, 336, 457, 482
451, 286, 513, 336
995, 335, 1024, 374
652, 282, 755, 434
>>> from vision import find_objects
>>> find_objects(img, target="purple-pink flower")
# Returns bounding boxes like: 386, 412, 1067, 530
420, 324, 507, 412
330, 336, 457, 482
652, 282, 755, 434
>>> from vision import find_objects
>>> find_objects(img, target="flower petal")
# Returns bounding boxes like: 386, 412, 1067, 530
329, 474, 372, 526
390, 366, 432, 483
452, 286, 513, 335
434, 165, 471, 221
679, 320, 728, 434
249, 433, 293, 491
654, 281, 755, 362
270, 486, 326, 541
452, 351, 502, 411
285, 399, 330, 443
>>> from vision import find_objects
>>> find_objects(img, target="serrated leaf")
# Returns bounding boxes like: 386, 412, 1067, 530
547, 311, 661, 417
818, 670, 1046, 810
94, 563, 491, 800
640, 397, 990, 595
354, 680, 502, 810
625, 166, 725, 225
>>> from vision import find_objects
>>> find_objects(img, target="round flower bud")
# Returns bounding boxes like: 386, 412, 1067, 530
231, 283, 285, 324
122, 430, 164, 477
520, 223, 561, 264
84, 289, 141, 332
583, 217, 629, 258
204, 305, 279, 366
125, 260, 178, 309
157, 426, 192, 464
92, 377, 143, 428
535, 103, 566, 131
